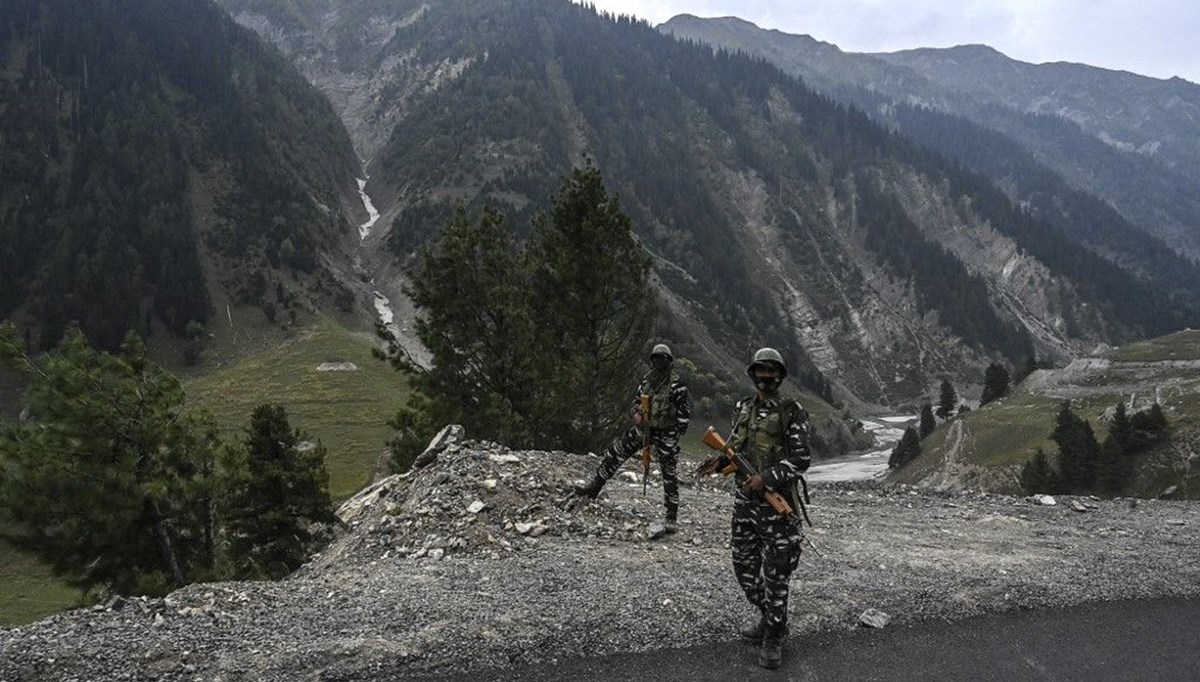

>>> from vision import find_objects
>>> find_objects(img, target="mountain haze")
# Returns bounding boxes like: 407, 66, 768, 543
660, 15, 1200, 263
222, 0, 1200, 408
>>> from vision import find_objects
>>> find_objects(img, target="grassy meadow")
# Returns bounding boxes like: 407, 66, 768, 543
1, 317, 404, 626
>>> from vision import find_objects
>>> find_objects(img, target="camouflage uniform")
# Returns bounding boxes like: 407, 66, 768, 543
584, 367, 691, 520
726, 393, 811, 637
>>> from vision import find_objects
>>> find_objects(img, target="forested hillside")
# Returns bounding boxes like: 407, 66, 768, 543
0, 0, 359, 351
224, 0, 1200, 406
661, 15, 1200, 263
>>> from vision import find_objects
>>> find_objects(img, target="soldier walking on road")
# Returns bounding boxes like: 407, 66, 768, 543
702, 347, 811, 669
572, 343, 691, 531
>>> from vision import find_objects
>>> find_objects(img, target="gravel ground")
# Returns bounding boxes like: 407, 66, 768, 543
3, 438, 1199, 681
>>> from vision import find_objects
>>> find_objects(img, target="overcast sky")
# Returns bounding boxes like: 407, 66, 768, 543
580, 0, 1200, 84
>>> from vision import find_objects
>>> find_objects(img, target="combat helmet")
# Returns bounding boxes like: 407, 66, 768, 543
747, 347, 787, 379
649, 343, 673, 361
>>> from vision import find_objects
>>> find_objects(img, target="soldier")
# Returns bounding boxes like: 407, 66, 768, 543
702, 347, 811, 669
572, 343, 691, 531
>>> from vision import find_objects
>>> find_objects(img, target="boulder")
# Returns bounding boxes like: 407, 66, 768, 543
413, 424, 466, 469
859, 608, 892, 628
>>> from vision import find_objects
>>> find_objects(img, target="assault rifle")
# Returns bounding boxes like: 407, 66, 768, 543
639, 394, 652, 495
697, 426, 793, 517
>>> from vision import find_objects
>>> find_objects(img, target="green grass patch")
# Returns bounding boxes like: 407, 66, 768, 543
2, 316, 407, 626
1107, 330, 1200, 362
184, 316, 408, 501
0, 530, 82, 627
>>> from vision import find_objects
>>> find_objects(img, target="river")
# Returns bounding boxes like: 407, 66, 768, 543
806, 415, 915, 482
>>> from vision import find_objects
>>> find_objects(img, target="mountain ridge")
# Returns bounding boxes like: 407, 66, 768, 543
219, 0, 1200, 408
661, 14, 1200, 262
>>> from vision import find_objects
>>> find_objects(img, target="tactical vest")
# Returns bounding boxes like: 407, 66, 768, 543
728, 397, 797, 471
644, 371, 678, 430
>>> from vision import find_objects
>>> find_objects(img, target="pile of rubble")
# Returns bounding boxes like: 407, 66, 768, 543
302, 427, 700, 574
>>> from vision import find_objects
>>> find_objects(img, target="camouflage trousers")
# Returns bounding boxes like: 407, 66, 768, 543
731, 489, 803, 630
594, 426, 680, 516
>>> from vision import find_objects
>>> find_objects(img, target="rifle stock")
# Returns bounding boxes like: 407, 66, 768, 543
701, 426, 793, 517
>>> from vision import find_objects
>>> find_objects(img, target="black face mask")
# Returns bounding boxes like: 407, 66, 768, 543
755, 377, 782, 393
651, 356, 671, 372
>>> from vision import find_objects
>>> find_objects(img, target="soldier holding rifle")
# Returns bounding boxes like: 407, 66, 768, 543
697, 347, 811, 670
572, 343, 691, 532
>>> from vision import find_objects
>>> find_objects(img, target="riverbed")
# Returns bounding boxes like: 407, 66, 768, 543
807, 415, 915, 482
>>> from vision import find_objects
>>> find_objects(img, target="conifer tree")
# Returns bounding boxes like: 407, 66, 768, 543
888, 427, 922, 468
386, 204, 539, 459
220, 404, 334, 579
918, 402, 936, 439
1019, 448, 1059, 494
1051, 402, 1101, 493
979, 362, 1011, 406
526, 160, 655, 452
380, 163, 652, 460
1129, 403, 1169, 446
1109, 402, 1132, 450
935, 379, 958, 420
0, 322, 219, 594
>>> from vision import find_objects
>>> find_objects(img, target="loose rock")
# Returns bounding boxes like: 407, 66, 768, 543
859, 608, 892, 628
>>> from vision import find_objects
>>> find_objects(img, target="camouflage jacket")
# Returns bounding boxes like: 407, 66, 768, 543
632, 369, 691, 436
727, 395, 811, 490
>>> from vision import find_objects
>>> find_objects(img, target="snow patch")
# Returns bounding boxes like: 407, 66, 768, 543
317, 362, 359, 372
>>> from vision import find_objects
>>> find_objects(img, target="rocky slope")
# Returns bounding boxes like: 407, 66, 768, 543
207, 0, 1192, 409
4, 436, 1198, 680
660, 15, 1200, 263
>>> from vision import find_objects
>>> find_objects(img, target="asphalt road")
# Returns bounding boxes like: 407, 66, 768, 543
411, 597, 1200, 681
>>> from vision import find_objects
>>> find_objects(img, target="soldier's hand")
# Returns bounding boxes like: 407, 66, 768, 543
695, 456, 721, 477
742, 474, 764, 494
632, 412, 645, 426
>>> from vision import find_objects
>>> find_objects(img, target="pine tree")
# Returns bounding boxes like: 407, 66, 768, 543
0, 322, 219, 594
979, 361, 1011, 406
1109, 402, 1132, 450
1019, 448, 1059, 494
378, 163, 653, 461
888, 427, 922, 468
1051, 402, 1101, 493
527, 161, 655, 451
220, 404, 334, 579
918, 402, 936, 439
935, 379, 958, 420
387, 204, 539, 457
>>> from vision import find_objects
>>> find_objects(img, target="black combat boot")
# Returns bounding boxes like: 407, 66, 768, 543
572, 475, 605, 499
758, 623, 785, 669
663, 503, 679, 534
739, 615, 766, 644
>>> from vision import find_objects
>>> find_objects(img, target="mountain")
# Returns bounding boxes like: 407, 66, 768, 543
892, 330, 1200, 500
0, 0, 361, 351
659, 15, 1200, 263
220, 0, 1200, 409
